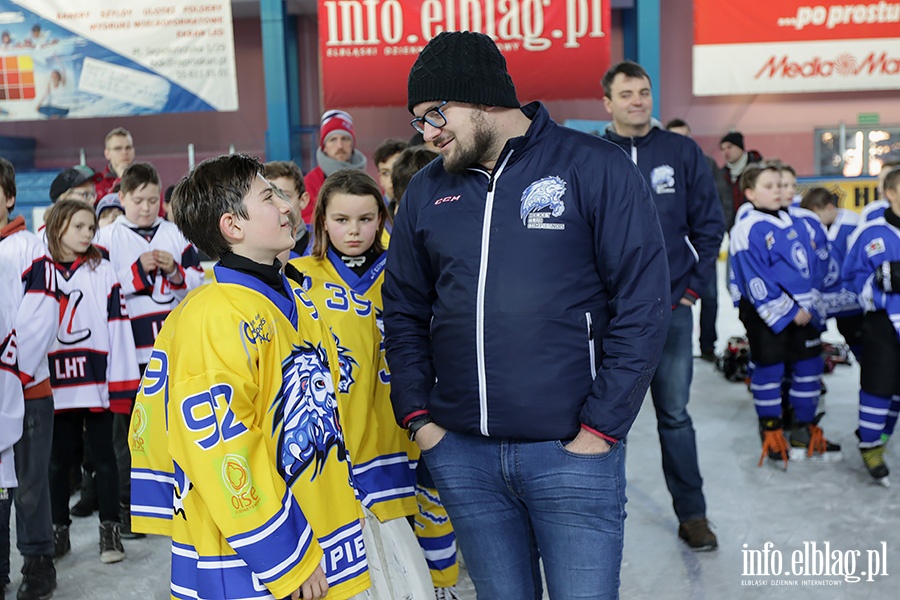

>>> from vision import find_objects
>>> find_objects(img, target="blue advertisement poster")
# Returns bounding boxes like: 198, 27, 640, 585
0, 0, 238, 121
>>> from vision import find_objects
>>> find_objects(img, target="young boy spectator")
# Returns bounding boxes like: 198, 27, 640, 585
0, 157, 59, 600
50, 165, 98, 204
129, 153, 370, 599
96, 162, 204, 535
844, 166, 900, 485
264, 161, 311, 256
96, 193, 125, 228
729, 163, 839, 467
389, 146, 438, 215
373, 138, 407, 208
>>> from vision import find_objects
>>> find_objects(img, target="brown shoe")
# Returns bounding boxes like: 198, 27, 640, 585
678, 518, 718, 552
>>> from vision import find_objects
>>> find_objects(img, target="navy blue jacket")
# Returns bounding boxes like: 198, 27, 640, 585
383, 102, 670, 442
603, 126, 725, 305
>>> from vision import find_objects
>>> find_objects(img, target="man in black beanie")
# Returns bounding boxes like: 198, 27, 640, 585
384, 30, 671, 599
720, 130, 762, 227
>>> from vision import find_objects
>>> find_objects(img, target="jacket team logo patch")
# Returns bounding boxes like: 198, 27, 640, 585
520, 175, 567, 230
650, 165, 676, 194
865, 237, 886, 258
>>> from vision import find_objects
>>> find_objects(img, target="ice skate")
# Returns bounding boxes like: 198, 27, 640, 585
789, 414, 842, 462
758, 417, 789, 469
860, 444, 891, 487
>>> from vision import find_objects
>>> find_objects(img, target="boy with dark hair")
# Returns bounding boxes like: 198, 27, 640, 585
373, 138, 408, 206
844, 166, 900, 485
96, 161, 204, 535
0, 157, 59, 600
130, 154, 370, 599
389, 146, 438, 215
264, 161, 311, 256
801, 187, 863, 354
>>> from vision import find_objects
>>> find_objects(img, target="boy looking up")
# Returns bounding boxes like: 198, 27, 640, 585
130, 154, 370, 600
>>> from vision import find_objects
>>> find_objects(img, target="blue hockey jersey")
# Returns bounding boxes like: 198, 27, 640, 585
844, 214, 900, 341
730, 208, 823, 333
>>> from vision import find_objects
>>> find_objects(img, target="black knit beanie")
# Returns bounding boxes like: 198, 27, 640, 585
407, 31, 520, 113
720, 131, 745, 150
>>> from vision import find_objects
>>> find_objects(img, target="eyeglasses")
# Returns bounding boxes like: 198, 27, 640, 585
62, 190, 97, 201
410, 101, 449, 134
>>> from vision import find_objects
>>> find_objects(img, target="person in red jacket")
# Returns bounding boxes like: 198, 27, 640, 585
303, 110, 368, 223
94, 128, 135, 202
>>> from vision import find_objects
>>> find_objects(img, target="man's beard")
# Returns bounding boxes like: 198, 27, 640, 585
443, 112, 495, 175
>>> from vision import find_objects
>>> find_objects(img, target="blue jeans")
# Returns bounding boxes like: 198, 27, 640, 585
649, 305, 707, 523
13, 396, 55, 557
422, 431, 626, 599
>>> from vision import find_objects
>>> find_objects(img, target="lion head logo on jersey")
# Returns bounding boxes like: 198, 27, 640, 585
520, 176, 567, 226
271, 342, 347, 485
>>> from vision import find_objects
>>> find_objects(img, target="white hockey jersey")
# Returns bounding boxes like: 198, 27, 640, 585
49, 257, 141, 412
0, 309, 23, 490
95, 216, 204, 364
0, 216, 58, 400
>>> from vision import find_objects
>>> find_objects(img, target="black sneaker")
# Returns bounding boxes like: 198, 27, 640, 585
16, 555, 56, 600
53, 525, 70, 560
678, 518, 718, 551
99, 522, 126, 564
699, 350, 716, 363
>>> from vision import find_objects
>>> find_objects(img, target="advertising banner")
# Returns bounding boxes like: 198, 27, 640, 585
0, 0, 238, 122
318, 0, 611, 108
693, 1, 900, 96
798, 176, 880, 213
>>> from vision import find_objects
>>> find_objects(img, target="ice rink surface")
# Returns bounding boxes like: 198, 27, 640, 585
6, 264, 897, 599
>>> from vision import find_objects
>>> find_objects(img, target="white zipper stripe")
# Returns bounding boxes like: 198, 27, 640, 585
586, 312, 597, 380
476, 150, 514, 437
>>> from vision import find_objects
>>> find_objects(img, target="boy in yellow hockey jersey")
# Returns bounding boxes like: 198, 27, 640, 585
129, 154, 369, 600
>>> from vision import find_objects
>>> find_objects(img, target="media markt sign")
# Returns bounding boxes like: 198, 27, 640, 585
858, 113, 880, 125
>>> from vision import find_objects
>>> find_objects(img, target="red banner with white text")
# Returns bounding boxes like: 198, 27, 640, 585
318, 0, 610, 108
693, 0, 900, 96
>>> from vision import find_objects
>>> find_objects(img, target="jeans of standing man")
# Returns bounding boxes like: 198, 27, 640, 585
698, 265, 719, 355
49, 411, 119, 525
649, 305, 707, 523
13, 396, 55, 557
421, 430, 626, 600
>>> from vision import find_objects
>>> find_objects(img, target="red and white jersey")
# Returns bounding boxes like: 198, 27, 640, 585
0, 216, 58, 399
0, 311, 23, 489
96, 216, 204, 364
49, 258, 141, 413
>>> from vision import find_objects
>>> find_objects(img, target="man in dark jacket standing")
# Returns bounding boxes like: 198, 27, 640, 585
602, 61, 725, 552
384, 32, 671, 599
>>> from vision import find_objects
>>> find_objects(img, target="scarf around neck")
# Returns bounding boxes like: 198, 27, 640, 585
315, 147, 367, 177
